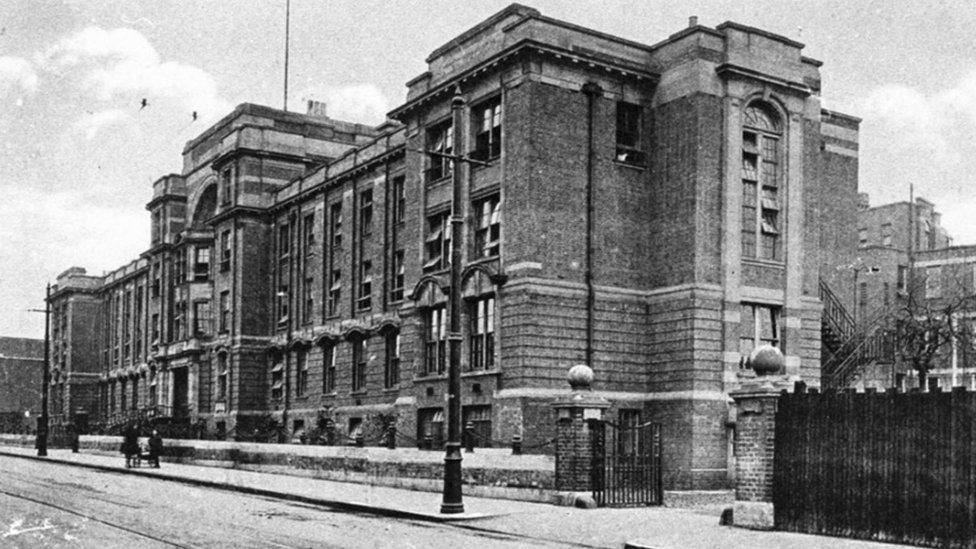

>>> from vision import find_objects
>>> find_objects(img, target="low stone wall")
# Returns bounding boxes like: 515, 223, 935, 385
0, 434, 557, 503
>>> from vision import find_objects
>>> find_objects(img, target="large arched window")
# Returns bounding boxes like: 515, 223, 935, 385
741, 102, 783, 261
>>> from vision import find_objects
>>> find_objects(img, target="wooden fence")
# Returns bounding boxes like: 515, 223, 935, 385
774, 387, 976, 547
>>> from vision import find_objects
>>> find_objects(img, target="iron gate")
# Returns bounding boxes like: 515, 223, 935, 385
591, 420, 663, 506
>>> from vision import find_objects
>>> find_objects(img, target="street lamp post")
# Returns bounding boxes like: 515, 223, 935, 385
28, 283, 51, 456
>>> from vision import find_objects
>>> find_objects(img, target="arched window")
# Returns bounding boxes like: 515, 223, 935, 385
741, 101, 783, 261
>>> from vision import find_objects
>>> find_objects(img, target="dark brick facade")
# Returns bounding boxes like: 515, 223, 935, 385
48, 5, 859, 490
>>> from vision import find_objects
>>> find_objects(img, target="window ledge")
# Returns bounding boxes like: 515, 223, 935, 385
416, 374, 448, 380
742, 258, 786, 268
382, 387, 400, 394
350, 390, 368, 396
612, 160, 647, 171
462, 369, 500, 377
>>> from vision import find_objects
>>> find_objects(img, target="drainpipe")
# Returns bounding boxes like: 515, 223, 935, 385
581, 82, 603, 367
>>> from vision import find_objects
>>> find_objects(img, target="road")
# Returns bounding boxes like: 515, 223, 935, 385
0, 455, 575, 548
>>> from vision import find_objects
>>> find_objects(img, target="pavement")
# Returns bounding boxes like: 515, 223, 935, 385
0, 445, 906, 548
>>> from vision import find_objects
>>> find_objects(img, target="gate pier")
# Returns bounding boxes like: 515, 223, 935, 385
553, 364, 609, 507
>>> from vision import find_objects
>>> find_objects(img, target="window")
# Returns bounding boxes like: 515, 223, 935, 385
194, 246, 210, 281
151, 210, 162, 245
390, 250, 405, 302
359, 189, 373, 239
134, 287, 143, 358
881, 223, 893, 247
303, 213, 315, 259
151, 313, 160, 344
295, 347, 308, 397
897, 265, 908, 293
615, 102, 644, 164
425, 305, 447, 375
469, 297, 495, 370
219, 291, 230, 333
220, 167, 232, 205
220, 230, 231, 271
330, 202, 343, 248
472, 97, 501, 160
858, 282, 868, 319
328, 269, 341, 317
277, 268, 290, 323
417, 408, 445, 450
175, 249, 187, 284
739, 303, 780, 368
174, 300, 187, 341
193, 300, 211, 336
302, 278, 313, 324
926, 266, 942, 299
473, 195, 500, 258
216, 353, 228, 402
384, 331, 400, 389
322, 342, 336, 394
351, 337, 367, 392
278, 223, 291, 259
270, 357, 284, 400
392, 176, 405, 225
463, 405, 492, 448
426, 120, 453, 182
858, 228, 868, 247
741, 103, 782, 261
357, 260, 372, 310
424, 212, 451, 272
151, 262, 161, 297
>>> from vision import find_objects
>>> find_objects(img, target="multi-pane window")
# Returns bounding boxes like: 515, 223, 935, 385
426, 121, 453, 182
277, 222, 291, 324
351, 337, 367, 392
270, 357, 284, 400
384, 331, 400, 389
194, 246, 210, 281
615, 102, 644, 164
219, 290, 230, 333
898, 265, 908, 293
295, 347, 308, 397
134, 287, 143, 358
424, 212, 451, 272
858, 228, 868, 247
303, 277, 313, 324
358, 260, 372, 310
926, 266, 942, 298
278, 223, 291, 259
881, 223, 893, 247
175, 249, 187, 284
473, 195, 501, 258
174, 300, 187, 341
390, 250, 405, 302
322, 342, 336, 394
151, 210, 162, 245
392, 176, 405, 225
739, 303, 780, 368
220, 230, 231, 271
193, 300, 210, 336
220, 167, 232, 205
151, 262, 161, 296
472, 97, 501, 160
216, 353, 228, 402
359, 189, 373, 239
741, 103, 782, 261
122, 290, 131, 360
151, 313, 160, 344
469, 297, 495, 370
328, 269, 341, 317
425, 306, 447, 375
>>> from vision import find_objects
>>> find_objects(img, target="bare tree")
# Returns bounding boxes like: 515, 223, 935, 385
893, 273, 976, 389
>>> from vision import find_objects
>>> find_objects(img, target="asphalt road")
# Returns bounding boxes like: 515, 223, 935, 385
0, 455, 573, 548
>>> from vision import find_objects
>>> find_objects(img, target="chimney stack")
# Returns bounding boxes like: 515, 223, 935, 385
689, 15, 699, 27
306, 100, 328, 118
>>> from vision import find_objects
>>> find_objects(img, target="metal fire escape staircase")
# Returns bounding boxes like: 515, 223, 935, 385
819, 279, 895, 389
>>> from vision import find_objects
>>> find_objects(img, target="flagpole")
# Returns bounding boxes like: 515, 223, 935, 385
283, 0, 290, 111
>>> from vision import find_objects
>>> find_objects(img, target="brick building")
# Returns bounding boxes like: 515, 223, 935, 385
0, 336, 43, 433
48, 4, 860, 490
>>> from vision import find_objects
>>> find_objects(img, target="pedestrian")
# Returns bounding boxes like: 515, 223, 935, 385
121, 423, 139, 468
147, 429, 163, 468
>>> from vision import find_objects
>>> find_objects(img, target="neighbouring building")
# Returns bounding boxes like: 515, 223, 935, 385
48, 4, 861, 490
0, 337, 43, 433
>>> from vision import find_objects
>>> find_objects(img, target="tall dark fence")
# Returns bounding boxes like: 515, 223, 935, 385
774, 387, 976, 547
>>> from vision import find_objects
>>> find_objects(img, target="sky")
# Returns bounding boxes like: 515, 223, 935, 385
2, 0, 976, 339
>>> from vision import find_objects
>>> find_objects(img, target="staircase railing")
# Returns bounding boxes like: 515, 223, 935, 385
819, 279, 855, 344
821, 296, 897, 389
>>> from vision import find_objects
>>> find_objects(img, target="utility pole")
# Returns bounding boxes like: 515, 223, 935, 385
28, 283, 51, 456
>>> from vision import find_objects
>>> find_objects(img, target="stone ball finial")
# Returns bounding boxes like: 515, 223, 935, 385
748, 344, 785, 376
567, 364, 594, 391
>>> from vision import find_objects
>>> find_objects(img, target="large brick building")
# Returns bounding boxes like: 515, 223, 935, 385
48, 4, 860, 490
0, 337, 43, 433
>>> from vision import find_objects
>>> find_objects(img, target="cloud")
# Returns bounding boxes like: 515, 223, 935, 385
0, 56, 38, 102
302, 84, 390, 125
38, 26, 230, 120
